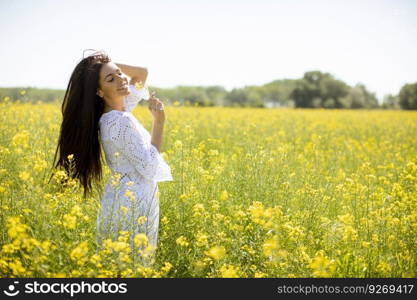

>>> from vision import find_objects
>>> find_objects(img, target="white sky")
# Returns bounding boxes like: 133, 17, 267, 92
1, 0, 416, 102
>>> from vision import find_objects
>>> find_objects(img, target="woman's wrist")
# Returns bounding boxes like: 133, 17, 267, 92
115, 62, 148, 83
153, 118, 165, 125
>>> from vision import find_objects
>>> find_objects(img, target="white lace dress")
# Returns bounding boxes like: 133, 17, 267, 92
96, 84, 173, 265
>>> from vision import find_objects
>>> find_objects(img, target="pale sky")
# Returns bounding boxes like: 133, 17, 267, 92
1, 0, 416, 102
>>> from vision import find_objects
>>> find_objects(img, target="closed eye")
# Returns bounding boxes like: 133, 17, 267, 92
108, 71, 123, 82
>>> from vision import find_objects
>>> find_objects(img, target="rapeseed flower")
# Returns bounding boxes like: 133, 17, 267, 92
204, 246, 226, 260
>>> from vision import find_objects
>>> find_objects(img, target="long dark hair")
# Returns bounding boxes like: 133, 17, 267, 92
49, 49, 111, 199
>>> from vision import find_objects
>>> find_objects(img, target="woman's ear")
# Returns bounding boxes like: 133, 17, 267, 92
97, 88, 103, 98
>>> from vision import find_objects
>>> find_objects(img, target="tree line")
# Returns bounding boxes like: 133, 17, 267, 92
1, 70, 416, 109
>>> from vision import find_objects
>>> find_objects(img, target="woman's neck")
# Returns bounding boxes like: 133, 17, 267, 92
104, 104, 124, 113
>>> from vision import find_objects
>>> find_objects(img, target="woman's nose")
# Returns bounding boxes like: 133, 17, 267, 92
116, 74, 127, 82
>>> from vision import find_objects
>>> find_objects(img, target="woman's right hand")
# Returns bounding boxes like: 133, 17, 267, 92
148, 91, 165, 123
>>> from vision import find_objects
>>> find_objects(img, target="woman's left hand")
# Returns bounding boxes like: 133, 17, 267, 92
148, 91, 165, 122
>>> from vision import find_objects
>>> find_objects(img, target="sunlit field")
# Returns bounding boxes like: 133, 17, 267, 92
0, 100, 416, 278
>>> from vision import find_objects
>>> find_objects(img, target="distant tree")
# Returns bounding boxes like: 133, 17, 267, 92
290, 71, 349, 108
205, 86, 227, 106
0, 87, 65, 103
291, 78, 317, 108
225, 88, 249, 107
381, 94, 400, 109
311, 97, 322, 108
174, 86, 212, 106
320, 76, 350, 108
244, 86, 265, 107
399, 82, 417, 110
340, 84, 379, 109
262, 79, 298, 106
323, 98, 336, 108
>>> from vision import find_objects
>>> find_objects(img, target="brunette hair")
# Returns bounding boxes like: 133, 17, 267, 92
49, 49, 111, 199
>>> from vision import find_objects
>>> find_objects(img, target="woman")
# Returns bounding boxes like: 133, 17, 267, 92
51, 50, 173, 266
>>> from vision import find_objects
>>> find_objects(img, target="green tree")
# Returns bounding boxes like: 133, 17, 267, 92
399, 82, 417, 110
225, 88, 249, 107
262, 79, 298, 107
340, 84, 379, 109
205, 86, 227, 106
290, 71, 349, 108
381, 94, 400, 109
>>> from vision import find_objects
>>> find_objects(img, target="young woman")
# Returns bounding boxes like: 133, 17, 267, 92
51, 50, 173, 266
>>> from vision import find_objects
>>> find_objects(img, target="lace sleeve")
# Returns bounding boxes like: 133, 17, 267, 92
111, 114, 173, 183
123, 84, 150, 112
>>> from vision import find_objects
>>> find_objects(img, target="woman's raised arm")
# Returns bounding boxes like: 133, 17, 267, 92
115, 62, 148, 86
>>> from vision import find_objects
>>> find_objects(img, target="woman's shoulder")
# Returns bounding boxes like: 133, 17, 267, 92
100, 110, 129, 122
99, 110, 138, 131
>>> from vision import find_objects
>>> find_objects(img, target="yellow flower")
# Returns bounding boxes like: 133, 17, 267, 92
160, 262, 173, 274
192, 203, 205, 217
7, 216, 29, 239
134, 233, 149, 248
19, 171, 31, 181
20, 238, 39, 252
219, 190, 229, 201
262, 236, 278, 257
120, 206, 129, 214
71, 205, 83, 217
219, 264, 240, 278
124, 189, 133, 198
67, 154, 74, 161
241, 245, 256, 256
134, 81, 144, 90
208, 149, 219, 156
337, 213, 354, 225
118, 231, 129, 243
176, 236, 189, 247
41, 241, 53, 253
2, 243, 19, 254
9, 259, 25, 276
309, 250, 336, 277
11, 130, 30, 148
376, 262, 392, 275
70, 242, 89, 265
174, 140, 183, 149
33, 159, 48, 172
53, 170, 68, 183
204, 246, 226, 260
248, 201, 265, 224
112, 241, 130, 252
161, 216, 169, 225
195, 231, 209, 247
254, 271, 267, 278
62, 214, 76, 229
124, 190, 135, 201
137, 216, 147, 225
111, 172, 122, 185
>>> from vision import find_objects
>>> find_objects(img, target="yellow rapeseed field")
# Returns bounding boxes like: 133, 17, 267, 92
0, 100, 416, 278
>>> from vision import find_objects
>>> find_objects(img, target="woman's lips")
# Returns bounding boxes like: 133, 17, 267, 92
118, 84, 128, 91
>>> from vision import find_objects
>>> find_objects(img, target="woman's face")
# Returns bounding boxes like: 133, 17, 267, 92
96, 62, 130, 107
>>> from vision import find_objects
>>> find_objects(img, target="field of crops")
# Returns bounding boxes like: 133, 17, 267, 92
0, 100, 416, 278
